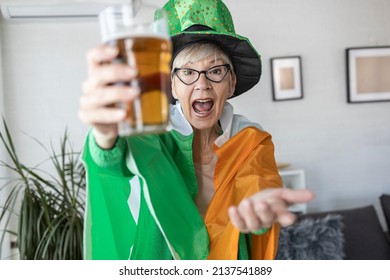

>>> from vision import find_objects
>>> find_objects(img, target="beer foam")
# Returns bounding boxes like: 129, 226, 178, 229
102, 32, 169, 44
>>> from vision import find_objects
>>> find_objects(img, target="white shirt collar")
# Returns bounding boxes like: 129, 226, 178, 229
169, 101, 234, 147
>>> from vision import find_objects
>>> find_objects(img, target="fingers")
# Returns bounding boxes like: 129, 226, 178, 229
229, 200, 272, 233
254, 188, 315, 205
80, 46, 140, 130
86, 45, 118, 69
229, 197, 291, 233
85, 45, 139, 87
279, 188, 315, 205
78, 105, 125, 125
79, 84, 139, 124
228, 206, 247, 232
84, 64, 138, 90
80, 85, 139, 111
236, 199, 264, 232
79, 45, 141, 146
229, 188, 315, 232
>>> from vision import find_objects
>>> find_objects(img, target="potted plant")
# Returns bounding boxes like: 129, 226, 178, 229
0, 118, 85, 259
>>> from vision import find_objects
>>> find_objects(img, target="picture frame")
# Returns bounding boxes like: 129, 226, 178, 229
270, 56, 303, 101
346, 46, 390, 103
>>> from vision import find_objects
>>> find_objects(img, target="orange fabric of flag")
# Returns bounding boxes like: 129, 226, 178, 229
205, 126, 282, 259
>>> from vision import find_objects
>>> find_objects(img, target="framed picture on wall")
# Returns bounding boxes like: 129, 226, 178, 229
346, 46, 390, 103
270, 56, 303, 101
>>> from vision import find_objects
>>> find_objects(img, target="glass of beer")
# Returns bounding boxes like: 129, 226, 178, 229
99, 0, 171, 136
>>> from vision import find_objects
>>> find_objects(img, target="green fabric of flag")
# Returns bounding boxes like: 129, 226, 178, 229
82, 131, 209, 260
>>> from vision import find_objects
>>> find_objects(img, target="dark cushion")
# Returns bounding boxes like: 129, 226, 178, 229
380, 194, 390, 234
276, 214, 344, 260
298, 205, 390, 260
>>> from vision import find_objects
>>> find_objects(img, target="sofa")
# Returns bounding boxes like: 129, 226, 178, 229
276, 193, 390, 260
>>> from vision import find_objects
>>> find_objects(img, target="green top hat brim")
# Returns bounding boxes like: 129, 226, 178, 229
171, 30, 262, 98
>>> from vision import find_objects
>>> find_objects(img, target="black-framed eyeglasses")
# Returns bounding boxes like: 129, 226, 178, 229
173, 64, 231, 85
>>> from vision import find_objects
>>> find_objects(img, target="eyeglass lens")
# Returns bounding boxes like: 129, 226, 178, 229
174, 64, 230, 85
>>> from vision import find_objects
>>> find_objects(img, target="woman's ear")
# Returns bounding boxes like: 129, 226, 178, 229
171, 89, 178, 99
229, 72, 237, 98
171, 79, 178, 99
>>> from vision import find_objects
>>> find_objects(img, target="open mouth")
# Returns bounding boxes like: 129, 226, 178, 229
192, 99, 214, 115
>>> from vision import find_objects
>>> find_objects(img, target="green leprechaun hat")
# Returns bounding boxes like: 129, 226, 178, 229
162, 0, 262, 97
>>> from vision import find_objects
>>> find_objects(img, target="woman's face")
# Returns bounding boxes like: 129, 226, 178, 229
171, 56, 236, 131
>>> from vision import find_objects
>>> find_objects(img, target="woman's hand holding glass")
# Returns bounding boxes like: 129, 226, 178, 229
78, 45, 140, 149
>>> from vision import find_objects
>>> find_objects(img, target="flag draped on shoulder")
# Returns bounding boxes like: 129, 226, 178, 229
81, 105, 282, 260
205, 126, 282, 259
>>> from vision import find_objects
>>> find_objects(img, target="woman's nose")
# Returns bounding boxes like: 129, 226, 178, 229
194, 72, 211, 90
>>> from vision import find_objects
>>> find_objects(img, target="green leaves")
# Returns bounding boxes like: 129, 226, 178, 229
0, 118, 85, 259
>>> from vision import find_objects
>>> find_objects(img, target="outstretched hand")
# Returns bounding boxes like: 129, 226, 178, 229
228, 188, 315, 233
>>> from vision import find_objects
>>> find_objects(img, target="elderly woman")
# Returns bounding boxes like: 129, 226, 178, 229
79, 0, 314, 260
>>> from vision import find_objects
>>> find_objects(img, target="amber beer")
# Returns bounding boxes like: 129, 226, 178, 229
108, 35, 171, 136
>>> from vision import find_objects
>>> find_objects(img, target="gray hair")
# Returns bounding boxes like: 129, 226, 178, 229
172, 43, 234, 72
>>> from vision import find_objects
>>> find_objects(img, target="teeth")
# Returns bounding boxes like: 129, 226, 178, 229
195, 99, 212, 103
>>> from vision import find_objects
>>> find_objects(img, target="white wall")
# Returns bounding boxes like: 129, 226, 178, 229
0, 19, 12, 260
0, 5, 102, 260
0, 0, 389, 235
1, 18, 98, 158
